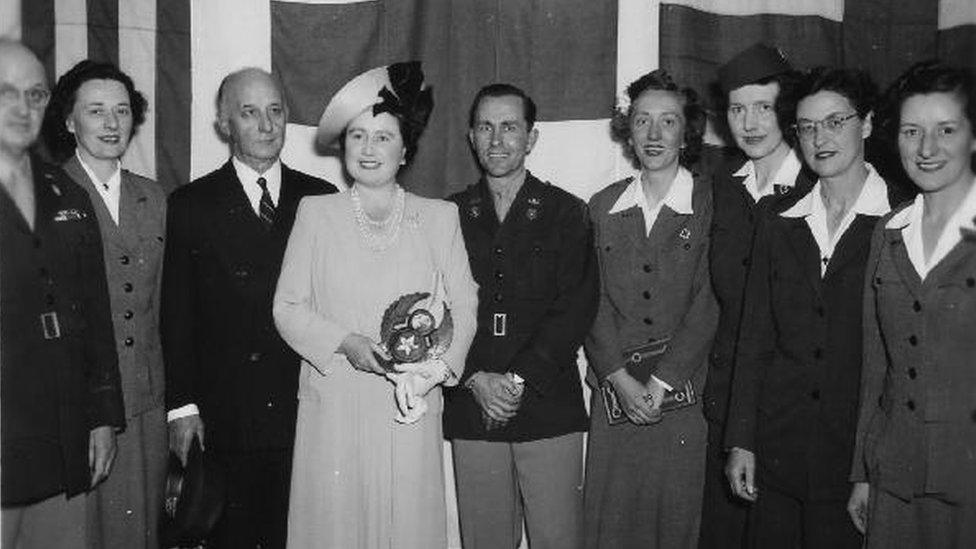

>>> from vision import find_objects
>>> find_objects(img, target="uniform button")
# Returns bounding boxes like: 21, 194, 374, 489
493, 293, 503, 303
38, 267, 48, 278
120, 255, 130, 265
267, 400, 275, 408
249, 352, 262, 362
494, 246, 503, 255
234, 269, 249, 278
906, 400, 916, 411
813, 348, 823, 359
912, 301, 922, 312
908, 368, 917, 379
33, 238, 42, 249
643, 317, 653, 325
967, 278, 975, 288
643, 264, 652, 273
124, 337, 134, 346
908, 335, 918, 346
741, 258, 750, 267
815, 306, 825, 317
642, 290, 651, 299
810, 389, 821, 401
875, 277, 883, 285
123, 282, 133, 292
683, 243, 691, 250
494, 271, 504, 280
971, 410, 976, 422
123, 310, 134, 320
45, 294, 55, 305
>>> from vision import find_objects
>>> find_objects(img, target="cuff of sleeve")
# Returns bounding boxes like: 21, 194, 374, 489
651, 375, 673, 392
167, 403, 200, 422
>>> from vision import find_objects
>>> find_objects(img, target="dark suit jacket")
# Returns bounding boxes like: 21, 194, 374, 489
65, 157, 167, 419
162, 161, 336, 453
852, 204, 976, 504
725, 183, 888, 501
1, 156, 125, 505
443, 173, 598, 442
704, 153, 815, 425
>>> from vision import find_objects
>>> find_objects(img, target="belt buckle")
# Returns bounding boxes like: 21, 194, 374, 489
40, 311, 61, 340
492, 313, 507, 337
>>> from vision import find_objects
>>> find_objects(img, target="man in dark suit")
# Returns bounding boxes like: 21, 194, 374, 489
444, 83, 599, 549
162, 67, 337, 549
1, 40, 125, 549
700, 43, 814, 548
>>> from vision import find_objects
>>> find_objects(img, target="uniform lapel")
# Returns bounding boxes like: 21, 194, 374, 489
62, 155, 125, 246
885, 227, 922, 299
783, 217, 824, 297
922, 231, 976, 289
500, 174, 545, 238
212, 161, 268, 250
117, 171, 148, 250
824, 215, 876, 280
462, 178, 500, 238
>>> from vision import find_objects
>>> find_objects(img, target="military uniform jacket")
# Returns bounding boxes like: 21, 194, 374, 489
443, 173, 598, 442
1, 156, 125, 505
162, 161, 336, 452
64, 157, 166, 419
705, 152, 815, 425
586, 171, 718, 394
851, 205, 976, 504
725, 183, 890, 501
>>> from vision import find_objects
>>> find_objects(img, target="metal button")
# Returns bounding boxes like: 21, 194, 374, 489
908, 335, 918, 346
906, 400, 916, 411
810, 390, 820, 401
124, 337, 134, 346
815, 306, 825, 317
813, 348, 823, 359
120, 255, 130, 265
494, 271, 504, 280
493, 293, 503, 303
266, 400, 274, 408
643, 317, 653, 325
642, 290, 651, 299
249, 352, 262, 362
643, 264, 652, 273
494, 246, 503, 255
123, 310, 134, 320
908, 368, 917, 379
967, 278, 975, 288
912, 301, 921, 312
123, 282, 133, 293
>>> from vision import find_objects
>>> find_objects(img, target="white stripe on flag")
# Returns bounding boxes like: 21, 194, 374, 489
940, 0, 976, 29
119, 0, 157, 180
281, 123, 347, 189
269, 0, 376, 4
525, 119, 619, 202
190, 0, 272, 179
665, 0, 843, 21
54, 0, 88, 79
616, 0, 659, 183
0, 1, 21, 40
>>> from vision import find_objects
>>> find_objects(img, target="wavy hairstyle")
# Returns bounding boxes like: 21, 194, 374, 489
42, 60, 147, 163
879, 60, 976, 142
611, 69, 706, 168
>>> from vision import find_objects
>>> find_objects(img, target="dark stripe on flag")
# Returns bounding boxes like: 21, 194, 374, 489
939, 25, 976, 72
659, 4, 841, 106
156, 0, 191, 191
87, 0, 119, 66
843, 0, 937, 87
21, 0, 56, 85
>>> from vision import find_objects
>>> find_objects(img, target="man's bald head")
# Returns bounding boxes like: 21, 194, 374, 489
215, 68, 288, 172
0, 39, 49, 158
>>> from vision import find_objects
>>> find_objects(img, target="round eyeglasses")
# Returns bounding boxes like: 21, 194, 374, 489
792, 112, 859, 139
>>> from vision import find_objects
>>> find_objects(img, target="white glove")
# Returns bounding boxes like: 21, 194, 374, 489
385, 360, 451, 424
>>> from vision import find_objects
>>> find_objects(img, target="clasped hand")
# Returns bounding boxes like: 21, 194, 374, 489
386, 359, 450, 424
607, 369, 664, 425
468, 372, 524, 429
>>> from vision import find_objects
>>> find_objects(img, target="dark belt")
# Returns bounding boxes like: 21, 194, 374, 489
40, 311, 61, 340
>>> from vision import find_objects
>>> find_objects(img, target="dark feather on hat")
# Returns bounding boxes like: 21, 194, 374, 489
373, 61, 433, 162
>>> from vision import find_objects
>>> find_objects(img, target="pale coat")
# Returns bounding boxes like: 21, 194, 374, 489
63, 156, 168, 549
273, 191, 478, 549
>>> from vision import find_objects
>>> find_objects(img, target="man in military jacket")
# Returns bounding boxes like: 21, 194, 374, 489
444, 83, 599, 549
0, 40, 124, 549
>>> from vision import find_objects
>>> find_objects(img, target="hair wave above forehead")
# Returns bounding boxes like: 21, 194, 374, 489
880, 60, 976, 138
793, 67, 878, 118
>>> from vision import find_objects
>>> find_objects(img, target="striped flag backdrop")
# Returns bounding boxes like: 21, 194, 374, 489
5, 1, 974, 546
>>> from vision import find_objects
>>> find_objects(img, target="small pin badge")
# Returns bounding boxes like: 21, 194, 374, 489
526, 208, 539, 221
774, 184, 791, 196
679, 227, 691, 239
54, 208, 85, 222
527, 197, 541, 206
50, 183, 62, 196
469, 205, 481, 218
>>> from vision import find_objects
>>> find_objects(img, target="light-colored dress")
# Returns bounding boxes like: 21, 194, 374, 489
273, 190, 478, 549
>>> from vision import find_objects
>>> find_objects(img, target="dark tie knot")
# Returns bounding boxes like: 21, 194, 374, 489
257, 177, 269, 191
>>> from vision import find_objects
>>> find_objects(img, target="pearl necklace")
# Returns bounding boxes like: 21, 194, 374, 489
350, 184, 406, 252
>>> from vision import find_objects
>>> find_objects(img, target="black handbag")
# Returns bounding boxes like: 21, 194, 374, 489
600, 336, 697, 425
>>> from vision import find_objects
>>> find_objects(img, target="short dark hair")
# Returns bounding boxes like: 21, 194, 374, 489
468, 83, 537, 129
881, 60, 976, 141
42, 60, 147, 162
611, 69, 706, 168
792, 67, 878, 120
716, 71, 802, 136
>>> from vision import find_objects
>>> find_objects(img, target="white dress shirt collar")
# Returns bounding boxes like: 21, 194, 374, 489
732, 148, 802, 202
232, 156, 282, 215
609, 166, 694, 235
887, 178, 976, 280
782, 163, 891, 276
77, 152, 122, 224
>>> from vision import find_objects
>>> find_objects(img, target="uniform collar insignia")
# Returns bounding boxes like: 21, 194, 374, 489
54, 208, 86, 222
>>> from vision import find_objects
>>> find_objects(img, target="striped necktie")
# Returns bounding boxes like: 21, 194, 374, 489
256, 177, 276, 228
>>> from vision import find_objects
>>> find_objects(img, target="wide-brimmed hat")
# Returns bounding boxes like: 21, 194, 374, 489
160, 439, 227, 548
316, 61, 432, 152
718, 43, 792, 94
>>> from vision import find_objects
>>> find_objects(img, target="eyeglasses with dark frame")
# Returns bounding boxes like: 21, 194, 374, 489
0, 84, 51, 110
792, 112, 860, 139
